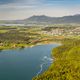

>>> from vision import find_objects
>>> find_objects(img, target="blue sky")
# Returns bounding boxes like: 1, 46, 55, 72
0, 0, 80, 20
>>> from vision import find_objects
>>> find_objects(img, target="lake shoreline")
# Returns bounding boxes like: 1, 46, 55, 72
0, 41, 61, 51
33, 39, 80, 80
0, 43, 59, 80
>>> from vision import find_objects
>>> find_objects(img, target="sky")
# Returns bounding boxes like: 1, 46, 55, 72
0, 0, 80, 20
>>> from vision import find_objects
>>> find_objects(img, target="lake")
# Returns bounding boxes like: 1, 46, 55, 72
0, 44, 58, 80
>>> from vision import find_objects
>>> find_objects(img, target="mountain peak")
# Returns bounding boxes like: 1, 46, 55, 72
24, 15, 52, 22
27, 15, 49, 19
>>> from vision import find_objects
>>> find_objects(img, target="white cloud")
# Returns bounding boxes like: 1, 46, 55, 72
0, 0, 80, 20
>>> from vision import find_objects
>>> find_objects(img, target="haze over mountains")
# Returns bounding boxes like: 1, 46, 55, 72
1, 14, 80, 25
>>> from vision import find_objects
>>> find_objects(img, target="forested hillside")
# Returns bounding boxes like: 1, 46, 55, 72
33, 38, 80, 80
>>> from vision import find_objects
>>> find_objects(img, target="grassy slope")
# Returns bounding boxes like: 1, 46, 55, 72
33, 38, 80, 80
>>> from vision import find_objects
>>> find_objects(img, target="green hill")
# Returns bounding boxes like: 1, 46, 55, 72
33, 39, 80, 80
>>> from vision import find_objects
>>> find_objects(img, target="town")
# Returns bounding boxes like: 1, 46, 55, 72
40, 26, 80, 36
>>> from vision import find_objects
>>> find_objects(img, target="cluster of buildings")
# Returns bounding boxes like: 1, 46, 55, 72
40, 29, 64, 36
68, 27, 80, 35
40, 27, 80, 36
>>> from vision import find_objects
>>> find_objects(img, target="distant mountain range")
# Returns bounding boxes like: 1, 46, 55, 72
1, 14, 80, 25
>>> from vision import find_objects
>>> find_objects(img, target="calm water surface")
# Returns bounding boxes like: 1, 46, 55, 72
0, 44, 58, 80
